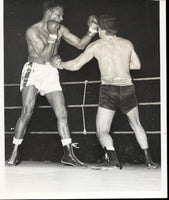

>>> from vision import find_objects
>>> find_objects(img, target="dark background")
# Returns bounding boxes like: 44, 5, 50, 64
4, 0, 160, 164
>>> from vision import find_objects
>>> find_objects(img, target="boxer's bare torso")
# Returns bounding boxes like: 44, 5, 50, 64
26, 23, 63, 59
61, 35, 141, 83
94, 36, 133, 82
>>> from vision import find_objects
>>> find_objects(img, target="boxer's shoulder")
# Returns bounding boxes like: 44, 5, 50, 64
26, 23, 41, 36
59, 24, 69, 32
118, 37, 133, 46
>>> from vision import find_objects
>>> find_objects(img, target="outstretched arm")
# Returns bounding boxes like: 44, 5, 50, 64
62, 16, 98, 50
54, 42, 96, 71
130, 45, 141, 70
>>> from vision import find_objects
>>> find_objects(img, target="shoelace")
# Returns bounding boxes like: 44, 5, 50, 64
71, 143, 80, 149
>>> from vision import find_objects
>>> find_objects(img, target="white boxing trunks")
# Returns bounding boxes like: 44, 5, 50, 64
20, 61, 62, 96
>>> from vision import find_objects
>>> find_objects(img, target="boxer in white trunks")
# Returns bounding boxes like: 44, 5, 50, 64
8, 0, 98, 167
54, 14, 157, 169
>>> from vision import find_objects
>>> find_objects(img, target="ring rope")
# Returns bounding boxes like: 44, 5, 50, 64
4, 77, 160, 87
4, 102, 161, 110
5, 131, 160, 135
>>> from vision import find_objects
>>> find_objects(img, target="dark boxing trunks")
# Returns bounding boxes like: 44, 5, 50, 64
98, 84, 138, 113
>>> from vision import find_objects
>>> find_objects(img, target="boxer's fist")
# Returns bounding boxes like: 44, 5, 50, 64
47, 20, 60, 43
50, 55, 63, 69
87, 15, 98, 37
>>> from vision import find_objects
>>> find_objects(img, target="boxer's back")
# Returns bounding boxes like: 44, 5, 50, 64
94, 36, 133, 81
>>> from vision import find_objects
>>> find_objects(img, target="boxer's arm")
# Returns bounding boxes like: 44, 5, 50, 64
61, 43, 96, 71
62, 26, 94, 50
26, 27, 56, 61
130, 46, 141, 70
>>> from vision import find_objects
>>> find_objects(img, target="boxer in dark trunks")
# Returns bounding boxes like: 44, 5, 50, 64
54, 14, 157, 170
98, 83, 138, 114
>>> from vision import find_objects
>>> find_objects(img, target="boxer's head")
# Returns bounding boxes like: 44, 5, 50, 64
42, 0, 64, 23
98, 15, 119, 37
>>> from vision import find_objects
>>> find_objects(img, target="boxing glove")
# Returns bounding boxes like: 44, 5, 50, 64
87, 15, 98, 37
51, 55, 63, 69
47, 20, 60, 43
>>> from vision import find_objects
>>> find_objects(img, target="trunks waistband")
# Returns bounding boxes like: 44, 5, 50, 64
101, 77, 133, 86
28, 56, 46, 65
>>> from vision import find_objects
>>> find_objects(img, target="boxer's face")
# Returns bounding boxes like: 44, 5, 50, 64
50, 6, 64, 23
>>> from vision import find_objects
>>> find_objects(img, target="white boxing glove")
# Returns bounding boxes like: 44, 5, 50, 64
50, 55, 63, 69
87, 15, 98, 37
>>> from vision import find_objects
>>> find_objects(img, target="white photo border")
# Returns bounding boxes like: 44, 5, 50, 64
0, 0, 167, 198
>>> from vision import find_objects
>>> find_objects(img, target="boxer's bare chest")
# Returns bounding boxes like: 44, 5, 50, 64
38, 28, 61, 47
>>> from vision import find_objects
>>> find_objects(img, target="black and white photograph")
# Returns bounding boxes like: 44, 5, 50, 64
0, 0, 167, 199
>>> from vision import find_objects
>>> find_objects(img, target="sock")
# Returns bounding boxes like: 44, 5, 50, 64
61, 138, 72, 146
106, 146, 115, 151
13, 137, 23, 145
104, 146, 115, 161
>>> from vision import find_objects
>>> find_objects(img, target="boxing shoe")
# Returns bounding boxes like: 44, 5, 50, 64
104, 148, 122, 168
91, 148, 122, 170
143, 148, 158, 169
7, 147, 20, 166
61, 143, 87, 167
91, 160, 122, 170
146, 160, 158, 169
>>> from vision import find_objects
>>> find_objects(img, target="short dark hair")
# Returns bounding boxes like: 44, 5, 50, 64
98, 14, 119, 35
42, 0, 63, 13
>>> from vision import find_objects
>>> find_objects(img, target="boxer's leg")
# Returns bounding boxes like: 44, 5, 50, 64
95, 106, 122, 169
8, 85, 38, 165
46, 91, 86, 167
126, 106, 158, 168
96, 107, 116, 148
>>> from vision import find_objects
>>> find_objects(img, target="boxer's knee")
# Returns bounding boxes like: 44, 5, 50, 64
128, 117, 142, 131
20, 105, 34, 122
56, 107, 68, 122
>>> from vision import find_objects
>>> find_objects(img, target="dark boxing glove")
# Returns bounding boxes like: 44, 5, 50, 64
47, 20, 60, 43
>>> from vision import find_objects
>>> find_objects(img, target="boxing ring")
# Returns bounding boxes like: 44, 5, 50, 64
2, 76, 161, 197
1, 0, 167, 198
